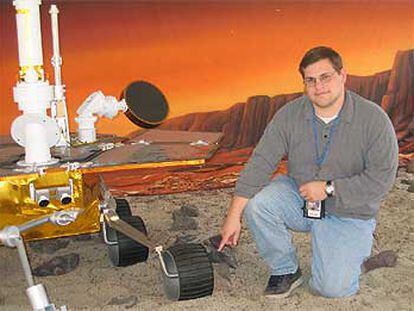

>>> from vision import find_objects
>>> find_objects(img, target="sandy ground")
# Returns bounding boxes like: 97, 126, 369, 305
0, 169, 413, 311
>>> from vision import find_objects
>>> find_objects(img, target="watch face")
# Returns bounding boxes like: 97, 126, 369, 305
326, 184, 334, 195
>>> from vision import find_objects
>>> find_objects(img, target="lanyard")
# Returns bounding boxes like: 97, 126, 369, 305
312, 115, 339, 168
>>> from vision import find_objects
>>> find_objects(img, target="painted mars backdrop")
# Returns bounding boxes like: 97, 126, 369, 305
1, 1, 413, 193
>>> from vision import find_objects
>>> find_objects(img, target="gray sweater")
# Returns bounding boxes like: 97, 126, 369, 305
235, 90, 399, 219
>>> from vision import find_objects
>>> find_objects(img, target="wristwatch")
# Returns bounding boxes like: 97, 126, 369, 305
325, 180, 335, 197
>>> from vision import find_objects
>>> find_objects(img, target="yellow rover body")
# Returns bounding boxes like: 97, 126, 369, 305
0, 168, 100, 241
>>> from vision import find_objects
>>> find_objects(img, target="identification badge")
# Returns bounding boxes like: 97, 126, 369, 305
303, 200, 325, 219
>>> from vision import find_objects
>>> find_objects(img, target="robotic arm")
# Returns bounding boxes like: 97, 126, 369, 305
75, 91, 127, 143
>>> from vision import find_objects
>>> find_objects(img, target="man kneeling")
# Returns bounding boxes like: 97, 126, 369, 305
219, 46, 398, 298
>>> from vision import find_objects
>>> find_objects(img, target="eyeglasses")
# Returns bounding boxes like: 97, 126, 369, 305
303, 71, 338, 87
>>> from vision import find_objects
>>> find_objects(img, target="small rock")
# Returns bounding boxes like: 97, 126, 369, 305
33, 253, 80, 277
203, 235, 238, 269
400, 179, 412, 185
29, 238, 70, 254
407, 182, 414, 193
180, 205, 199, 217
171, 211, 198, 231
362, 250, 397, 273
107, 295, 137, 308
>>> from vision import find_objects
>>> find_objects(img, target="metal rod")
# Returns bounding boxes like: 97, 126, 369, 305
104, 211, 156, 250
101, 221, 118, 245
155, 247, 178, 278
49, 4, 70, 146
15, 237, 35, 287
49, 5, 62, 88
18, 216, 51, 233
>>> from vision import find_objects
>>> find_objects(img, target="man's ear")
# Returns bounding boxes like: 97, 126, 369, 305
340, 68, 347, 84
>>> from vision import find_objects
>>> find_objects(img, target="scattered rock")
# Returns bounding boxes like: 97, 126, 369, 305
408, 183, 414, 193
107, 295, 137, 309
29, 238, 70, 254
33, 253, 80, 277
203, 235, 238, 269
400, 179, 412, 185
362, 250, 397, 273
180, 205, 200, 217
171, 211, 198, 231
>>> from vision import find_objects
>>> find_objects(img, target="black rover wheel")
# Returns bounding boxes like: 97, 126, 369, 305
161, 243, 214, 301
114, 198, 132, 218
107, 215, 149, 267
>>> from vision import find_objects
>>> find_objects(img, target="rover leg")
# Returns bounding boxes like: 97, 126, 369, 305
103, 210, 214, 300
0, 210, 79, 310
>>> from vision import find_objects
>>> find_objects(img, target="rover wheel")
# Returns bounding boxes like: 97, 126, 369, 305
114, 198, 132, 218
161, 243, 214, 301
107, 215, 149, 266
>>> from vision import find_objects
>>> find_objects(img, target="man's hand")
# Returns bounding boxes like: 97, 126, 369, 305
218, 213, 241, 251
218, 196, 249, 252
299, 180, 327, 202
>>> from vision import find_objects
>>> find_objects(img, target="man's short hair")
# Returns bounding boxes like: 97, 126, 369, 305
299, 46, 343, 78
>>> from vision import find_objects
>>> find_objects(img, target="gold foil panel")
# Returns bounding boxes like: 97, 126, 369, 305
0, 169, 101, 242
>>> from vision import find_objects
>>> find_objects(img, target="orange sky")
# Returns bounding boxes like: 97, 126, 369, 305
1, 1, 413, 136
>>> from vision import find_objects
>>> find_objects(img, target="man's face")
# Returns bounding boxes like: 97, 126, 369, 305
303, 58, 346, 109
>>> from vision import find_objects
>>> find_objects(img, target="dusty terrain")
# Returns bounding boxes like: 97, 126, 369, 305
0, 169, 413, 311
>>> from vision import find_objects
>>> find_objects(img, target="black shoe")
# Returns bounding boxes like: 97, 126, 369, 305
264, 268, 304, 298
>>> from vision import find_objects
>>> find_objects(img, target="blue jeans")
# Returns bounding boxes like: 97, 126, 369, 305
244, 175, 376, 298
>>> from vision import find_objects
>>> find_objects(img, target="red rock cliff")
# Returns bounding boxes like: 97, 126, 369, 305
159, 50, 413, 154
380, 50, 414, 154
